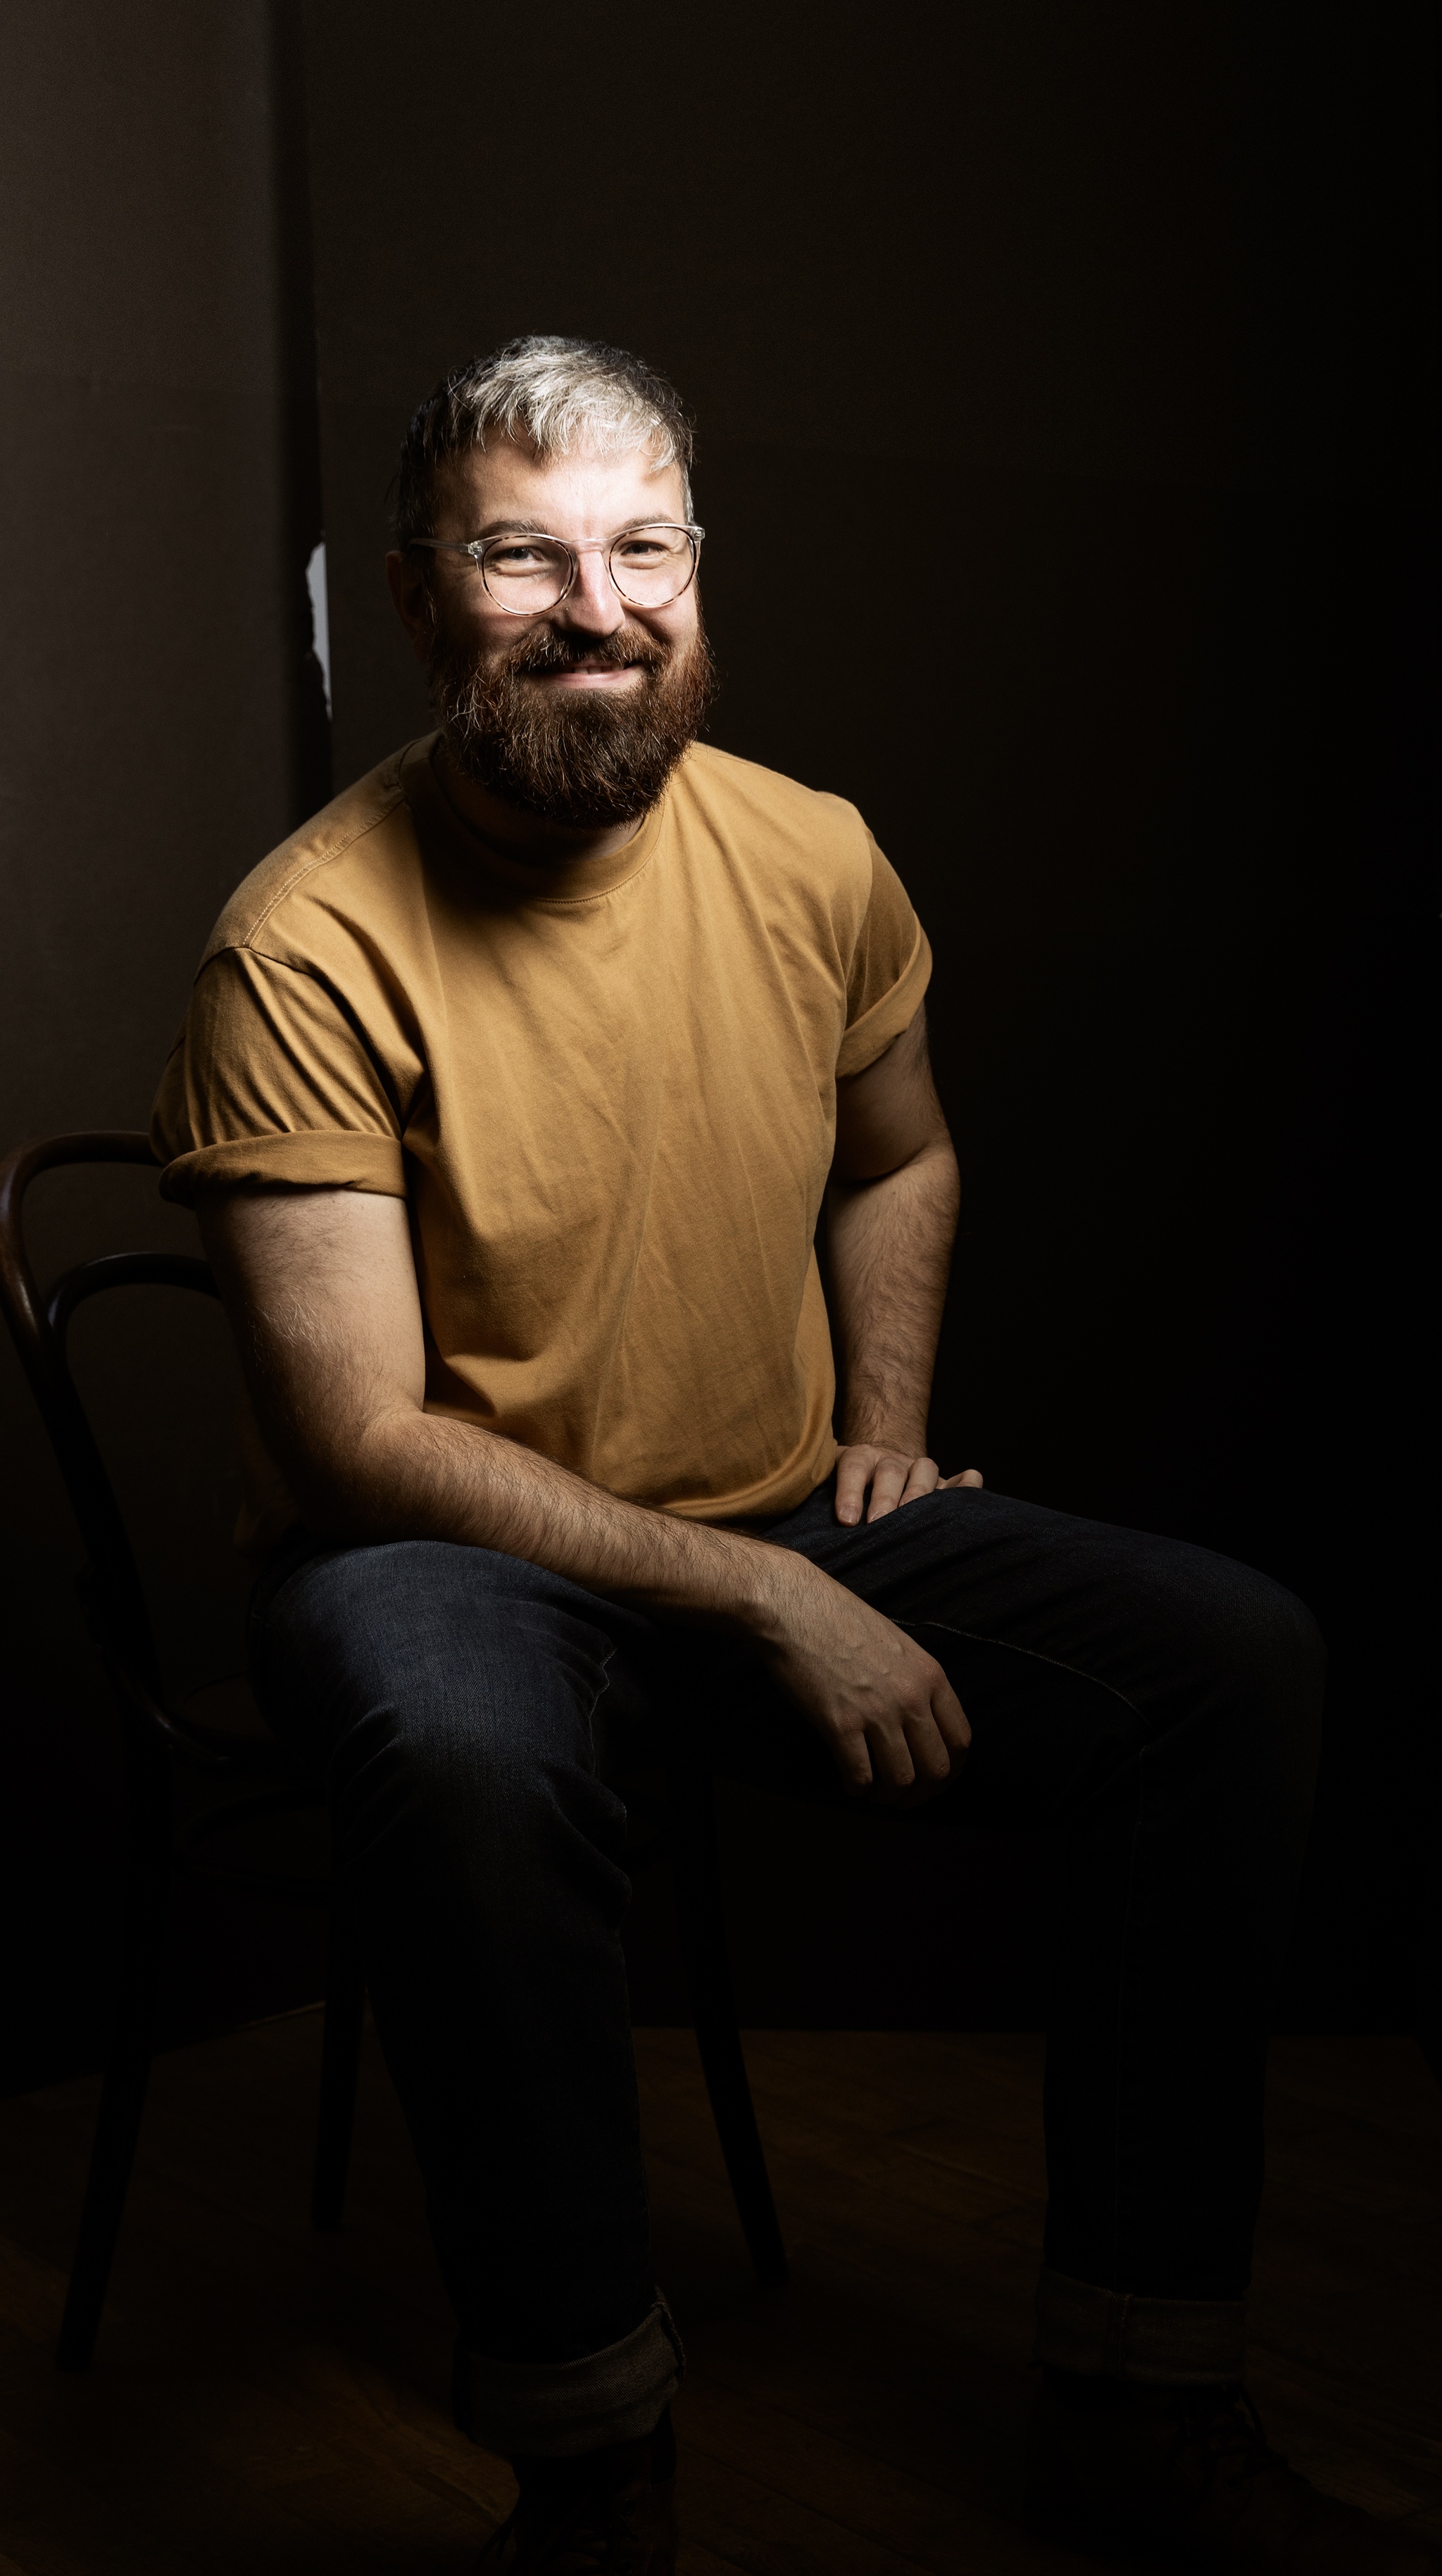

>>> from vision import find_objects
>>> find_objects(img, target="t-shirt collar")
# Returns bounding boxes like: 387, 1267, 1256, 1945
403, 733, 667, 905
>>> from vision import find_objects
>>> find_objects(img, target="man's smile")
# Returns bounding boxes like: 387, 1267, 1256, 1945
526, 659, 647, 689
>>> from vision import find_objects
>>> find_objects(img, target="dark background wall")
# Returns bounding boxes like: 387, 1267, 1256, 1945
0, 2, 330, 2089
3, 2, 1437, 2088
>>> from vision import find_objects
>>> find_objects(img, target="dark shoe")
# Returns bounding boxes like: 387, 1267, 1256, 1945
478, 2413, 677, 2572
1025, 2373, 1442, 2570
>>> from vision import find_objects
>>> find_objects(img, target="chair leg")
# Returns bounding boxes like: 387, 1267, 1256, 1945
56, 1745, 172, 2372
311, 1895, 365, 2231
665, 1754, 788, 2287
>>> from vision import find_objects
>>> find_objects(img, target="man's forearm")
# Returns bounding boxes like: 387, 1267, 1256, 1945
279, 1390, 796, 1638
207, 1186, 800, 1638
826, 1135, 960, 1449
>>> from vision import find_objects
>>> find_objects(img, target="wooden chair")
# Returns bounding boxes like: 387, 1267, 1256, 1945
0, 1130, 786, 2373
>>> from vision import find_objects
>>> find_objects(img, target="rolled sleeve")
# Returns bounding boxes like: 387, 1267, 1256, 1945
835, 833, 934, 1076
836, 917, 932, 1076
151, 946, 413, 1205
157, 1129, 408, 1205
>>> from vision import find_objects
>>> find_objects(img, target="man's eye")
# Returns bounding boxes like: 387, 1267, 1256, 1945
489, 543, 549, 570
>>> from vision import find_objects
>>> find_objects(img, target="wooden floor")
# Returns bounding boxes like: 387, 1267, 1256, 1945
1, 2021, 1439, 2572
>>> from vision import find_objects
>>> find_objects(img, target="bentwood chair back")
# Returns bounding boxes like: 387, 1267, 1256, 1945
0, 1131, 369, 2368
0, 1131, 786, 2373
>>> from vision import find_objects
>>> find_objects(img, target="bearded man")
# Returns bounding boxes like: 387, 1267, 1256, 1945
152, 337, 1424, 2575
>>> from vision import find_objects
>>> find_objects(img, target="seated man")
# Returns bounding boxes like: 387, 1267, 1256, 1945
152, 335, 1428, 2574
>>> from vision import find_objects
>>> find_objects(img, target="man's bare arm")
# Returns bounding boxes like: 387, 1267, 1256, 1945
829, 1007, 980, 1524
200, 1188, 970, 1804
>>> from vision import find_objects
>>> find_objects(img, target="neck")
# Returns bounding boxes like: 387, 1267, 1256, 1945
435, 741, 644, 866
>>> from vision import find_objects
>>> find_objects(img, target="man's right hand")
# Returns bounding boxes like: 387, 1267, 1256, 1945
753, 1554, 970, 1807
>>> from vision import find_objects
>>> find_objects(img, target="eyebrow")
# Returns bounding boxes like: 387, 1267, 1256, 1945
465, 514, 672, 541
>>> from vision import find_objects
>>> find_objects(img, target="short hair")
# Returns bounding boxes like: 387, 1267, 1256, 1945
394, 334, 695, 547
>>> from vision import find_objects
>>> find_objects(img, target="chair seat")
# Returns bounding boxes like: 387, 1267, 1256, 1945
178, 1673, 275, 1747
172, 1672, 315, 1781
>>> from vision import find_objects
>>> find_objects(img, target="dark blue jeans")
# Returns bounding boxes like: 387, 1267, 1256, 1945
249, 1478, 1324, 2379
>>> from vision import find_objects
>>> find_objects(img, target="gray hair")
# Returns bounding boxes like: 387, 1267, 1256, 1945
395, 335, 694, 547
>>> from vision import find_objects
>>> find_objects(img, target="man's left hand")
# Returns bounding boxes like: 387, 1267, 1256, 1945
834, 1444, 984, 1527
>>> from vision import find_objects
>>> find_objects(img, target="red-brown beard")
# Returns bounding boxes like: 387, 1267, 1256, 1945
425, 611, 717, 829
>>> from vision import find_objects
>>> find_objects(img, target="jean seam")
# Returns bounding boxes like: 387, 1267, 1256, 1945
898, 1618, 1151, 1730
587, 1641, 621, 1773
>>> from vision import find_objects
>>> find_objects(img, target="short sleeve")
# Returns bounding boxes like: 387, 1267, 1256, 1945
836, 831, 933, 1076
151, 947, 410, 1204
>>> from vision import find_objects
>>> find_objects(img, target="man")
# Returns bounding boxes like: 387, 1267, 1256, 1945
152, 336, 1429, 2573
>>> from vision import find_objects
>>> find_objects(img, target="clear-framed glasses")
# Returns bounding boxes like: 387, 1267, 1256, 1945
408, 522, 704, 614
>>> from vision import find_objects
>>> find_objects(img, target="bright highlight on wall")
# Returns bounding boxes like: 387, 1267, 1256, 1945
306, 540, 332, 715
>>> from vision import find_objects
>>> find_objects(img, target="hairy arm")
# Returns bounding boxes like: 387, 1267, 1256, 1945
200, 1187, 969, 1802
828, 1007, 979, 1523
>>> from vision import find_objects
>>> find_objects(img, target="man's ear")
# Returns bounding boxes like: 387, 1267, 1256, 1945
386, 549, 436, 667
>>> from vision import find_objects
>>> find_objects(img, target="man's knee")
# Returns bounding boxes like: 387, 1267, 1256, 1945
1156, 1545, 1326, 1821
256, 1538, 618, 1833
1199, 1554, 1322, 1718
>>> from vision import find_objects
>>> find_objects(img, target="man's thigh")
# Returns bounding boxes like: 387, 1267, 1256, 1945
249, 1533, 654, 1797
772, 1477, 1317, 1702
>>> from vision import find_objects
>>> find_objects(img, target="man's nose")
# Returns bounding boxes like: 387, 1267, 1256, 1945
551, 546, 626, 634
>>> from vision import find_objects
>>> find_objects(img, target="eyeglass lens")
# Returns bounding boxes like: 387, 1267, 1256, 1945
481, 526, 695, 610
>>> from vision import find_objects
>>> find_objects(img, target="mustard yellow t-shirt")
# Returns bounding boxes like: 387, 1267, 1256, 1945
152, 735, 932, 1550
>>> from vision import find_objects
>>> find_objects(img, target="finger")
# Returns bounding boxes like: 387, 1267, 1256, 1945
899, 1455, 940, 1507
834, 1447, 875, 1526
900, 1704, 955, 1789
829, 1727, 876, 1799
939, 1467, 984, 1490
930, 1669, 972, 1754
865, 1455, 912, 1522
862, 1714, 918, 1799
